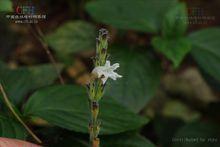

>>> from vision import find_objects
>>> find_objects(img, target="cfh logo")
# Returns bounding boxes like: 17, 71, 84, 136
15, 6, 35, 14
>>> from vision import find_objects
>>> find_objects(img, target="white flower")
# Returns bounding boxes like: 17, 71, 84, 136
92, 60, 122, 84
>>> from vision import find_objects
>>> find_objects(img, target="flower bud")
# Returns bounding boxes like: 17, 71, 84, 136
99, 28, 108, 39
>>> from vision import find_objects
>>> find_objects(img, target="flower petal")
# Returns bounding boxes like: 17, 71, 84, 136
111, 63, 120, 70
105, 60, 111, 67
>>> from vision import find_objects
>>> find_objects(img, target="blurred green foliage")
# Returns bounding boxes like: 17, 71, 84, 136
189, 28, 220, 82
46, 21, 96, 61
105, 46, 161, 112
86, 0, 177, 33
0, 0, 220, 146
0, 63, 63, 105
23, 85, 148, 134
0, 115, 27, 139
0, 0, 12, 12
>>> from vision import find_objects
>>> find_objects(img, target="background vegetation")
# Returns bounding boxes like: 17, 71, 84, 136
0, 0, 220, 147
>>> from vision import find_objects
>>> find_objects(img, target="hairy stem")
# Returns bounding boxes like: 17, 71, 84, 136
0, 83, 42, 144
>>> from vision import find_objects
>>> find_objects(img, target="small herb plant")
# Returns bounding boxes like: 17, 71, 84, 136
0, 0, 220, 147
87, 29, 122, 147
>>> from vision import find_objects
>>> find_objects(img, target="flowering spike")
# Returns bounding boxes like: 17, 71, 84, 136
87, 29, 122, 147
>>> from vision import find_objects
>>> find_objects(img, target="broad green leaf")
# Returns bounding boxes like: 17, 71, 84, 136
27, 64, 63, 89
86, 0, 177, 33
151, 3, 189, 67
0, 64, 63, 105
106, 46, 161, 112
189, 28, 220, 82
0, 0, 12, 12
152, 37, 191, 67
23, 85, 148, 134
54, 133, 155, 147
0, 115, 27, 139
162, 3, 188, 38
46, 21, 96, 56
173, 121, 220, 147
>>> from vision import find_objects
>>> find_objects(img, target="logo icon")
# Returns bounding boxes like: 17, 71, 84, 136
15, 6, 36, 15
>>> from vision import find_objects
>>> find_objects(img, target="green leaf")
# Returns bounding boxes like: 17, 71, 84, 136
162, 3, 188, 38
46, 21, 96, 56
54, 133, 155, 147
0, 115, 27, 139
152, 37, 191, 67
152, 3, 190, 67
27, 64, 63, 89
86, 0, 177, 33
173, 121, 220, 147
106, 46, 162, 112
0, 0, 12, 12
0, 64, 63, 105
23, 85, 148, 134
189, 28, 220, 82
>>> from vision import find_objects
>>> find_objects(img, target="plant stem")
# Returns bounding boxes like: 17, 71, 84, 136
89, 99, 100, 147
0, 83, 42, 144
88, 28, 109, 147
29, 24, 65, 85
